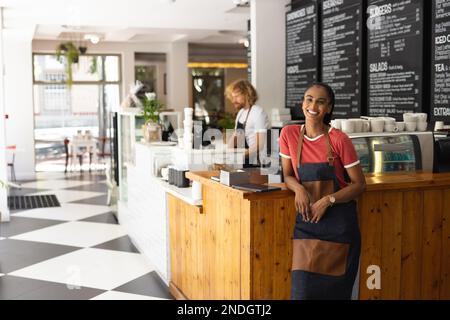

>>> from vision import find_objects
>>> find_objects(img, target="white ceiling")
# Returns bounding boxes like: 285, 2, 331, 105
0, 0, 250, 43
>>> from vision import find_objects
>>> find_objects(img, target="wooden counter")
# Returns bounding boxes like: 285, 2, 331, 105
168, 172, 450, 300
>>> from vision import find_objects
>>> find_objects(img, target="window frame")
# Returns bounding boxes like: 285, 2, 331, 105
32, 52, 122, 86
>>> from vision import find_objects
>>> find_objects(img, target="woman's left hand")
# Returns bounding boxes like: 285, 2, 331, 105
310, 197, 331, 223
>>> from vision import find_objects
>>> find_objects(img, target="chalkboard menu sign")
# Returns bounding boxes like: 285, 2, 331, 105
286, 0, 319, 119
431, 0, 450, 122
321, 0, 363, 118
367, 0, 424, 119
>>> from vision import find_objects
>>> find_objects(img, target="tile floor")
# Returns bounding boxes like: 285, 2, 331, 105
0, 171, 173, 300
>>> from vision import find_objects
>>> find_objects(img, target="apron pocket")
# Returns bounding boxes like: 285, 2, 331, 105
292, 239, 350, 277
302, 180, 335, 204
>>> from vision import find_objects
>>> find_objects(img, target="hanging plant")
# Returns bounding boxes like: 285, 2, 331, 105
55, 42, 80, 86
89, 56, 98, 75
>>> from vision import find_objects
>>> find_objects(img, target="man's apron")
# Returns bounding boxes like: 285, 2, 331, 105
291, 126, 361, 300
235, 106, 259, 168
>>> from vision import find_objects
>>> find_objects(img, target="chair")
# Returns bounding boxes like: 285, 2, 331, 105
97, 136, 111, 158
6, 145, 16, 182
64, 138, 83, 173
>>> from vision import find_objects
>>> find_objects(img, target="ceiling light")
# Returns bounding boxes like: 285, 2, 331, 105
232, 0, 249, 6
84, 34, 100, 44
238, 38, 249, 48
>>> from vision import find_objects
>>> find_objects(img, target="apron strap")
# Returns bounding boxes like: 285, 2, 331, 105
235, 106, 253, 132
296, 125, 306, 169
296, 125, 334, 168
324, 128, 335, 166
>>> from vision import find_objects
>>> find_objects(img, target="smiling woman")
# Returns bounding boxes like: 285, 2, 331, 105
280, 82, 366, 300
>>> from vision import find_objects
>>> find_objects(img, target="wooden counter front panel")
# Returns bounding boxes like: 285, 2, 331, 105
250, 198, 297, 299
170, 172, 450, 300
168, 189, 297, 300
358, 188, 450, 300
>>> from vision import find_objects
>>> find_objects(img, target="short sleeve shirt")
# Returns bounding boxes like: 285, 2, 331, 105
236, 104, 270, 149
279, 125, 360, 189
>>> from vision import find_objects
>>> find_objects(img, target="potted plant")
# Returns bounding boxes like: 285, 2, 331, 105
217, 112, 236, 131
55, 42, 80, 86
141, 92, 164, 142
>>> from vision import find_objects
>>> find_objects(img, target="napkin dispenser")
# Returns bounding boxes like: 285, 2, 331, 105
219, 170, 249, 187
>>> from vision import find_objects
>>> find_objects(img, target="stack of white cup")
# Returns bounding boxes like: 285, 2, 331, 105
404, 113, 428, 132
183, 108, 194, 149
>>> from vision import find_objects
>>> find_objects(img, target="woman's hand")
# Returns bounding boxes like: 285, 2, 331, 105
310, 197, 331, 223
295, 189, 312, 222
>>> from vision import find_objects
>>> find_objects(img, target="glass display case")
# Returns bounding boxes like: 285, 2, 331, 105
118, 108, 144, 203
350, 135, 422, 174
352, 138, 371, 174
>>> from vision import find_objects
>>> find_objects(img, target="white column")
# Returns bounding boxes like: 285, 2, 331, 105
3, 26, 36, 181
0, 7, 10, 221
250, 0, 286, 115
167, 41, 189, 112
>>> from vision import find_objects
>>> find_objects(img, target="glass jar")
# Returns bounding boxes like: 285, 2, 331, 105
143, 121, 162, 142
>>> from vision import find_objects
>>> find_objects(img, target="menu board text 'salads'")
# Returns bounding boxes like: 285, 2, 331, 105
367, 0, 424, 119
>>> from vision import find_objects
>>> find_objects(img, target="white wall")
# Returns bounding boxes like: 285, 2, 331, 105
167, 41, 189, 112
0, 8, 10, 221
3, 27, 36, 181
250, 0, 286, 115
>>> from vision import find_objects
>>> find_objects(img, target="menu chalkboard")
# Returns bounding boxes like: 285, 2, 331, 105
286, 0, 319, 119
367, 0, 424, 119
431, 0, 450, 122
321, 0, 363, 118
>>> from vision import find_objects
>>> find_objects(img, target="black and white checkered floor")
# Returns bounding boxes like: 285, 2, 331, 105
0, 172, 173, 300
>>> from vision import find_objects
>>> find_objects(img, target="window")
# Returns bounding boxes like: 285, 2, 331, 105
32, 53, 121, 171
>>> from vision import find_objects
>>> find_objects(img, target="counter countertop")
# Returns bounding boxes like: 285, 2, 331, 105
186, 171, 450, 198
136, 141, 247, 154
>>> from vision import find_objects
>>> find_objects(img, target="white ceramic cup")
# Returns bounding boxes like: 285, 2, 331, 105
385, 124, 396, 133
405, 122, 417, 132
403, 113, 417, 123
395, 122, 406, 132
341, 120, 355, 134
161, 167, 169, 180
370, 119, 385, 133
382, 117, 396, 126
362, 120, 371, 133
415, 113, 428, 123
349, 119, 363, 133
331, 119, 342, 130
191, 181, 202, 201
417, 122, 428, 132
434, 121, 445, 131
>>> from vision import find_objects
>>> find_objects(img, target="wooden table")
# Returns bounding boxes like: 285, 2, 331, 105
167, 171, 450, 300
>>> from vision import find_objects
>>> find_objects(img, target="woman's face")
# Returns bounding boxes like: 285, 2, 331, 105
230, 90, 247, 110
302, 86, 332, 124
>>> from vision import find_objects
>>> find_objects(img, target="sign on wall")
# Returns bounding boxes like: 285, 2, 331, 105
321, 0, 363, 118
431, 0, 450, 122
367, 0, 424, 119
286, 0, 319, 119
